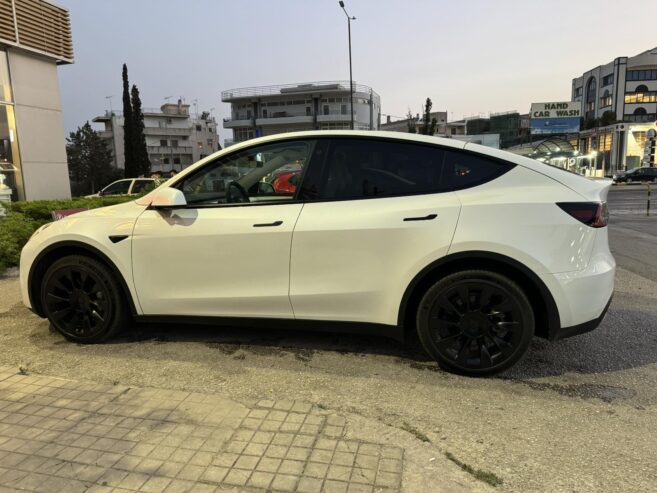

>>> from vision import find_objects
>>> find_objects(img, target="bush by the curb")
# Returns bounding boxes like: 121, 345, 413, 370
0, 196, 136, 271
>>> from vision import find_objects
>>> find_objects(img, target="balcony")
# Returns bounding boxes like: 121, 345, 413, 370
223, 118, 253, 129
221, 80, 380, 104
147, 146, 193, 155
317, 112, 352, 123
144, 127, 191, 136
257, 115, 314, 126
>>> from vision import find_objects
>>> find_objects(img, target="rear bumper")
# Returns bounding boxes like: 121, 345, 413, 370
551, 295, 612, 341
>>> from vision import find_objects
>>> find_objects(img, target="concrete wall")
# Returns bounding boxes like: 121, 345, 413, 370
8, 49, 70, 199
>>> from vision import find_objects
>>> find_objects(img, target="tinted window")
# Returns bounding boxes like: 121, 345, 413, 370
442, 150, 511, 190
175, 140, 314, 206
101, 180, 131, 195
319, 139, 445, 199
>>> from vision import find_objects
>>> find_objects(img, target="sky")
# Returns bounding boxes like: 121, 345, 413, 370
57, 0, 656, 139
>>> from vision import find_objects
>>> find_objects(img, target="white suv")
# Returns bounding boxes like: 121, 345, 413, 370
19, 131, 615, 376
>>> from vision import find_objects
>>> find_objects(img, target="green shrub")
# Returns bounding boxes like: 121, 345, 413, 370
7, 196, 136, 224
0, 212, 37, 271
0, 195, 137, 271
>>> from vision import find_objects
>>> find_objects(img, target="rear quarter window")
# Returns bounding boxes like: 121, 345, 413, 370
441, 150, 513, 190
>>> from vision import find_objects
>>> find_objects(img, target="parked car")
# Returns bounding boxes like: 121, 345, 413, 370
20, 131, 615, 376
613, 166, 657, 184
86, 178, 160, 198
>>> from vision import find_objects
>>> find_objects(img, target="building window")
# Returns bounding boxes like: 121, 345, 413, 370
600, 90, 612, 108
341, 104, 347, 115
160, 139, 167, 147
601, 74, 614, 86
626, 69, 657, 81
167, 118, 172, 124
246, 110, 252, 119
174, 158, 181, 165
196, 124, 202, 131
624, 85, 657, 104
323, 105, 329, 115
207, 139, 213, 145
171, 139, 178, 148
262, 109, 267, 118
163, 158, 170, 165
598, 132, 612, 152
574, 86, 583, 97
624, 107, 656, 122
306, 107, 311, 116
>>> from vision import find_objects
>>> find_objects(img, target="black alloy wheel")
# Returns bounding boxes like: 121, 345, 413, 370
416, 270, 534, 376
41, 255, 127, 343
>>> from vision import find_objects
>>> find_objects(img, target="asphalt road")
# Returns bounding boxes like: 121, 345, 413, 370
0, 189, 656, 492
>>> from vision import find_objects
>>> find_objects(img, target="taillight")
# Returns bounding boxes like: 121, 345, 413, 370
557, 202, 609, 228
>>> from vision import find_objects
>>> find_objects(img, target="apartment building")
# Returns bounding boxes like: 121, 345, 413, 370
93, 100, 220, 172
221, 81, 380, 146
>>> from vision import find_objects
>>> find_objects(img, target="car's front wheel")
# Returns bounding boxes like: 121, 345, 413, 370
416, 270, 534, 376
41, 255, 128, 343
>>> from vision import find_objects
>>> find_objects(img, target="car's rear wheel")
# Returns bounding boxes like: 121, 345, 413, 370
416, 270, 534, 376
41, 255, 128, 343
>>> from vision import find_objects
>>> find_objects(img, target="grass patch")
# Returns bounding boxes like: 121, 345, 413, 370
445, 451, 503, 487
400, 421, 431, 443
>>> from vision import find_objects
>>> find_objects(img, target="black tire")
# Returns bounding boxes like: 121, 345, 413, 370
40, 255, 128, 343
416, 270, 534, 376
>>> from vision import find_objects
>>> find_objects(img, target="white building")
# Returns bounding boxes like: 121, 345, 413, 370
0, 0, 73, 200
221, 81, 380, 146
570, 47, 657, 175
94, 100, 220, 172
572, 46, 657, 123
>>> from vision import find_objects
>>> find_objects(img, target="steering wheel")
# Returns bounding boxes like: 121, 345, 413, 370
227, 181, 249, 203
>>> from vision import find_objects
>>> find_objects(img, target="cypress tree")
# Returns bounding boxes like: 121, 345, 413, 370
122, 63, 135, 177
131, 84, 151, 176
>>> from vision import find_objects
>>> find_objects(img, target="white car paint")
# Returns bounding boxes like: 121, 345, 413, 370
20, 130, 615, 346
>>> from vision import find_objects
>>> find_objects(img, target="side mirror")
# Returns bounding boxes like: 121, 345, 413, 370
148, 187, 187, 209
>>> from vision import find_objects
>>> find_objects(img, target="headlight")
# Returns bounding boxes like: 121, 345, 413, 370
29, 222, 52, 240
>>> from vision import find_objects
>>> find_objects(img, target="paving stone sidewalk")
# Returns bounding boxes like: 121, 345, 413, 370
0, 366, 403, 492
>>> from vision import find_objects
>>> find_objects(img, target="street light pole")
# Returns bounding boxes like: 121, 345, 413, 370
339, 1, 355, 130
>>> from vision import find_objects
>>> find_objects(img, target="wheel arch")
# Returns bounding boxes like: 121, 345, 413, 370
398, 251, 560, 340
28, 241, 138, 318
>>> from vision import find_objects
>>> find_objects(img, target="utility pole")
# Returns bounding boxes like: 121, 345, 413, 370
339, 1, 356, 130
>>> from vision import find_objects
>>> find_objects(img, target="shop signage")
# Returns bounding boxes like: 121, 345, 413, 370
530, 102, 581, 135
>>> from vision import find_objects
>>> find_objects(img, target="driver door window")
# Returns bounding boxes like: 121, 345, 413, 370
176, 140, 315, 206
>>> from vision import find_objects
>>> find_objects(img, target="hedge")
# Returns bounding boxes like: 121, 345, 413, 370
0, 196, 137, 272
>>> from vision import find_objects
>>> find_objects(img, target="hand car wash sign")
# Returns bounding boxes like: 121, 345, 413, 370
530, 102, 581, 135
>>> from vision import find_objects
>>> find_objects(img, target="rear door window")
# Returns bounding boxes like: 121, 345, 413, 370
318, 138, 446, 200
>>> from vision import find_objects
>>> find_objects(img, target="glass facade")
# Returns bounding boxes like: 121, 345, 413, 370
0, 50, 22, 201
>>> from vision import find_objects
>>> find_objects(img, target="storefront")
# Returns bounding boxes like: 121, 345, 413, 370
0, 0, 73, 201
0, 51, 22, 200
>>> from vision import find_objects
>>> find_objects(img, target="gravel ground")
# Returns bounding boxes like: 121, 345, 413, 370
0, 201, 656, 492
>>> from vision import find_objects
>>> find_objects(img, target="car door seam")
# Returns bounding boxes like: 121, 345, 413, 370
288, 203, 306, 319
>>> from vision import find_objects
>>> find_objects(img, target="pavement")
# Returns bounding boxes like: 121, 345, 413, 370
0, 367, 416, 493
0, 186, 655, 492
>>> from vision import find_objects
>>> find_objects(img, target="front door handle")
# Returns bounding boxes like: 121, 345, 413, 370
253, 220, 283, 228
403, 213, 437, 222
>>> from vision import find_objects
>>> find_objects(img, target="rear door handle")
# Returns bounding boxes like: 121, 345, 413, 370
403, 214, 437, 222
253, 220, 283, 228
